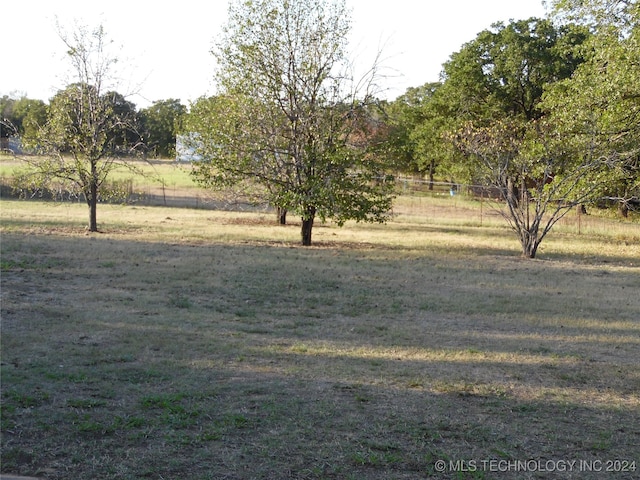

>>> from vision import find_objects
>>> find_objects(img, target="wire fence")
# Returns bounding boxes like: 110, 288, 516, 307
391, 177, 639, 238
1, 168, 637, 237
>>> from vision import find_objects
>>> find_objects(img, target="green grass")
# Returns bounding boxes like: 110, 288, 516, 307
108, 158, 198, 188
1, 198, 639, 479
0, 155, 194, 186
1, 155, 205, 209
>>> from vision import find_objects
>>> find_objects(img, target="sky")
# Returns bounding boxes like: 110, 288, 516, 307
3, 0, 548, 109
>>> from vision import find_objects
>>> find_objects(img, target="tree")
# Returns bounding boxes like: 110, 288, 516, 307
25, 24, 142, 231
188, 0, 394, 245
1, 96, 21, 150
439, 18, 590, 124
384, 83, 445, 183
453, 118, 607, 258
544, 0, 640, 216
1, 96, 48, 142
549, 0, 637, 33
434, 18, 597, 257
104, 91, 140, 155
139, 99, 186, 158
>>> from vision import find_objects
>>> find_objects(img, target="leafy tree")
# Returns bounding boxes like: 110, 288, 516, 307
1, 96, 47, 147
544, 0, 640, 216
22, 24, 142, 231
139, 99, 186, 158
384, 83, 445, 182
103, 91, 140, 155
433, 18, 599, 258
549, 0, 637, 33
453, 118, 608, 258
1, 96, 20, 146
440, 18, 590, 124
188, 0, 394, 245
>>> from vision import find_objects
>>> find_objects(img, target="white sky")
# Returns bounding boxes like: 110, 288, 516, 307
2, 0, 548, 109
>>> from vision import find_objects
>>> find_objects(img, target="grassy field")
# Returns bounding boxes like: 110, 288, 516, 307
0, 155, 194, 187
1, 198, 639, 479
0, 155, 209, 208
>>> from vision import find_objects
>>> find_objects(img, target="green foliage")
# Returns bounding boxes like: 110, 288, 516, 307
440, 17, 590, 123
104, 91, 140, 154
385, 17, 598, 257
543, 1, 640, 215
385, 18, 590, 187
188, 0, 395, 245
383, 83, 448, 176
43, 83, 115, 158
139, 99, 186, 158
549, 0, 638, 34
31, 83, 141, 208
1, 96, 47, 146
452, 117, 609, 257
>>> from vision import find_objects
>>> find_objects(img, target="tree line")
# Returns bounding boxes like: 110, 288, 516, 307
1, 0, 638, 256
1, 95, 185, 160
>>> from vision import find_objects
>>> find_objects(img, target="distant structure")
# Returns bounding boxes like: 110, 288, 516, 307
0, 136, 22, 154
175, 134, 202, 162
1, 117, 23, 154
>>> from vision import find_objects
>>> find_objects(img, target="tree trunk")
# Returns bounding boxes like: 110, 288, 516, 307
88, 160, 99, 232
89, 181, 98, 232
300, 206, 316, 246
277, 206, 287, 225
428, 159, 435, 191
618, 201, 629, 218
520, 230, 539, 258
523, 243, 539, 258
507, 177, 518, 207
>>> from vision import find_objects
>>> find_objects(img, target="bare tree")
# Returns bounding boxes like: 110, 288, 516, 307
24, 23, 142, 231
454, 119, 607, 258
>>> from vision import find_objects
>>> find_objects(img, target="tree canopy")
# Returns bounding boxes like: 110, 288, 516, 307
386, 17, 603, 257
1, 96, 48, 153
139, 99, 186, 158
438, 17, 590, 124
188, 0, 394, 245
543, 0, 640, 216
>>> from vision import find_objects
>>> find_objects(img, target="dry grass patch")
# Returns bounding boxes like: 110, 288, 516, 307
1, 199, 639, 479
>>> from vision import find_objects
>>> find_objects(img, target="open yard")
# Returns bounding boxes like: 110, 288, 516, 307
1, 198, 639, 479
